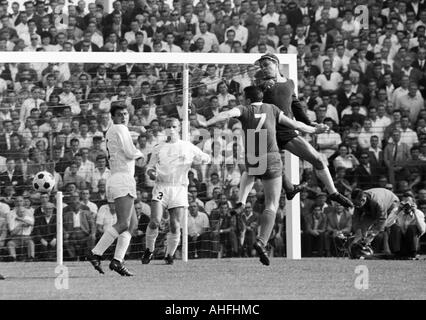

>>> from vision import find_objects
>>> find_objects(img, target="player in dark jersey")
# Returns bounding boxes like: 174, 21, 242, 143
202, 86, 328, 265
0, 274, 4, 280
255, 53, 353, 208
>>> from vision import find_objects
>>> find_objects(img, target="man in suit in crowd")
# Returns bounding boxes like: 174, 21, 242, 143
115, 63, 143, 85
128, 30, 151, 51
392, 56, 423, 87
303, 203, 327, 257
384, 129, 411, 182
0, 158, 24, 194
368, 135, 384, 170
90, 179, 108, 208
33, 202, 57, 261
324, 203, 352, 256
353, 151, 379, 190
74, 35, 101, 52
63, 192, 96, 260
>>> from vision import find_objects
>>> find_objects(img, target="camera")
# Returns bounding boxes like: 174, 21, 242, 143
401, 202, 414, 214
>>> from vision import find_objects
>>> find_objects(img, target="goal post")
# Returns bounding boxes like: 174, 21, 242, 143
4, 52, 300, 261
56, 191, 63, 266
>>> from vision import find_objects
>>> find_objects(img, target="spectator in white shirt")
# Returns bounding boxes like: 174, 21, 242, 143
358, 119, 378, 149
87, 22, 104, 48
320, 95, 339, 124
59, 81, 79, 114
15, 11, 29, 35
80, 188, 98, 219
91, 154, 111, 193
334, 43, 350, 73
333, 144, 359, 170
341, 10, 361, 37
164, 32, 182, 52
225, 14, 248, 48
277, 33, 297, 54
394, 82, 424, 125
194, 21, 219, 52
216, 81, 236, 108
316, 118, 342, 161
7, 196, 35, 261
261, 2, 279, 28
77, 123, 93, 149
201, 64, 222, 94
315, 59, 343, 93
96, 202, 117, 236
124, 20, 144, 44
19, 86, 44, 123
388, 116, 419, 149
219, 29, 236, 53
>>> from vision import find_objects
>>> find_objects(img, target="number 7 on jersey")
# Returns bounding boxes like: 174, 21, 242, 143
255, 113, 266, 132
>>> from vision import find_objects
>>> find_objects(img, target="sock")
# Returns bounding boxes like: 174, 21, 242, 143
257, 208, 276, 247
92, 227, 119, 256
165, 230, 181, 257
316, 168, 337, 194
113, 231, 131, 263
282, 174, 294, 193
238, 172, 255, 205
145, 226, 159, 252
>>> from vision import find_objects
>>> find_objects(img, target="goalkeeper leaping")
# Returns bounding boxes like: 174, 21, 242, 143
255, 53, 353, 208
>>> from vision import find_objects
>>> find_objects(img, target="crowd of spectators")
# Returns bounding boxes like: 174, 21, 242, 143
1, 0, 426, 261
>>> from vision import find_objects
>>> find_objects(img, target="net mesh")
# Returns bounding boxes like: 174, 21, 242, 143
0, 59, 281, 262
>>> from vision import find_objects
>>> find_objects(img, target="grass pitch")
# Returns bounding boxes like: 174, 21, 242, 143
0, 257, 425, 300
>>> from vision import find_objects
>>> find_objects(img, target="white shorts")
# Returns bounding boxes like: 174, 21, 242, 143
106, 173, 137, 202
152, 184, 188, 209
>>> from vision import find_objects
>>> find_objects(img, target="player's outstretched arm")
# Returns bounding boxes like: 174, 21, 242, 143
291, 95, 312, 125
191, 143, 211, 165
277, 112, 328, 134
203, 107, 242, 127
146, 145, 160, 180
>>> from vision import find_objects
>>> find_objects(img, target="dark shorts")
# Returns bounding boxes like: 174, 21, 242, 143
246, 152, 283, 180
276, 129, 298, 149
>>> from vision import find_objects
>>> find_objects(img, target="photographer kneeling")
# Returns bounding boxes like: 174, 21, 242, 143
385, 196, 426, 260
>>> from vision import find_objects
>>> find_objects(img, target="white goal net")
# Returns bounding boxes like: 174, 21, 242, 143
0, 52, 300, 265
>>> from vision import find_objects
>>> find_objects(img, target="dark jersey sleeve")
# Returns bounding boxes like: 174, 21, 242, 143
291, 95, 312, 125
271, 104, 282, 122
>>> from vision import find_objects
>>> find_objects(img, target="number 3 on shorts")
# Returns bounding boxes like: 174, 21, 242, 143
157, 192, 164, 201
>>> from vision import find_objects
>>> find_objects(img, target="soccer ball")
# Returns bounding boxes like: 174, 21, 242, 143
33, 171, 55, 193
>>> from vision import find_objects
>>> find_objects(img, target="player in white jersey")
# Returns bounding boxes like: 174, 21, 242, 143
142, 118, 210, 265
88, 103, 144, 276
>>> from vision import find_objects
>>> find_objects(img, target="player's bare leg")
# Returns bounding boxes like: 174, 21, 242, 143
254, 176, 281, 266
90, 194, 135, 276
231, 172, 255, 215
109, 195, 136, 276
142, 200, 163, 264
109, 202, 137, 276
164, 207, 185, 264
282, 173, 307, 201
284, 136, 353, 208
